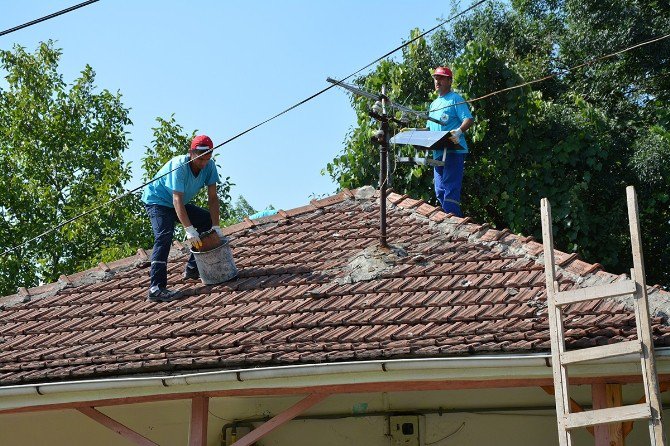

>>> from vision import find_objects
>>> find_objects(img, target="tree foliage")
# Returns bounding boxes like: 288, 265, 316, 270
0, 43, 237, 296
325, 0, 670, 287
221, 196, 258, 226
0, 41, 144, 295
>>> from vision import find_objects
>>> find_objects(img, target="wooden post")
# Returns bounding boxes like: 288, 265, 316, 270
188, 396, 209, 446
592, 383, 624, 446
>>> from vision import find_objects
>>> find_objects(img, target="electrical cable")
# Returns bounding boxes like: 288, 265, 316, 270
0, 0, 100, 37
208, 0, 489, 154
1, 0, 489, 257
427, 32, 670, 115
5, 8, 667, 260
424, 422, 466, 445
1, 149, 214, 256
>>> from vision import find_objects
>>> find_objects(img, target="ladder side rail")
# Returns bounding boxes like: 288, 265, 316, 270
627, 186, 666, 446
565, 403, 651, 430
541, 198, 573, 446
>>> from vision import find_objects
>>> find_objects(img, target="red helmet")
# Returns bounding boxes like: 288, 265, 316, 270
190, 135, 213, 151
432, 66, 453, 78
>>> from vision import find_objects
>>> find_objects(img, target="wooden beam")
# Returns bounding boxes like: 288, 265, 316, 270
230, 393, 328, 446
188, 396, 208, 446
592, 383, 624, 446
77, 406, 158, 446
541, 386, 594, 435
3, 375, 670, 416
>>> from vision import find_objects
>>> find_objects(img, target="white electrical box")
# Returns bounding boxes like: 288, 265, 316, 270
389, 415, 420, 446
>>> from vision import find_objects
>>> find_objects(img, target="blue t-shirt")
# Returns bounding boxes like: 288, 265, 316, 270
427, 91, 473, 157
141, 155, 219, 207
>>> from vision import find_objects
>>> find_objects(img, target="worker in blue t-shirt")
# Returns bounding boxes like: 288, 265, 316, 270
141, 135, 222, 302
427, 66, 474, 217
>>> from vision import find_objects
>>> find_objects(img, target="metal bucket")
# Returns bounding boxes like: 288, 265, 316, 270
191, 238, 238, 285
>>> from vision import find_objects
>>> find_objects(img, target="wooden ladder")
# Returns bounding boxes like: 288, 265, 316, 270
540, 186, 666, 446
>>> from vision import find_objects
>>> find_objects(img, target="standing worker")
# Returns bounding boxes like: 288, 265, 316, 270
141, 135, 224, 302
428, 66, 474, 217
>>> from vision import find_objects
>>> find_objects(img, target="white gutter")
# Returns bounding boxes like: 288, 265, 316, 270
2, 349, 669, 410
0, 354, 549, 398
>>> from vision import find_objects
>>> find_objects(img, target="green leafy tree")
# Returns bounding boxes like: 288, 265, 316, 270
324, 28, 438, 203
0, 41, 147, 295
326, 1, 670, 287
221, 196, 258, 226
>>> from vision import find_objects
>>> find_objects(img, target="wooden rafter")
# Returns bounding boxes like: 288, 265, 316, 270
541, 386, 594, 435
230, 393, 329, 446
622, 382, 670, 438
77, 406, 158, 446
543, 381, 670, 443
3, 376, 669, 416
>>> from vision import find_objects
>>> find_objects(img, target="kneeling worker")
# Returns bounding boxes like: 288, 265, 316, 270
141, 135, 224, 302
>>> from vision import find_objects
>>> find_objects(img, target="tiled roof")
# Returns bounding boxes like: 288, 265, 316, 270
1, 186, 669, 386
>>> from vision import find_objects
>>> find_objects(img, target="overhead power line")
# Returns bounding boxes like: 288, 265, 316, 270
1, 0, 489, 257
208, 0, 489, 153
4, 4, 669, 260
429, 32, 670, 114
0, 0, 100, 37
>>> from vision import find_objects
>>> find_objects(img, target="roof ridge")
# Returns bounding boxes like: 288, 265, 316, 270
388, 191, 670, 311
0, 188, 359, 307
389, 192, 618, 279
3, 186, 667, 310
0, 247, 158, 308
387, 190, 604, 277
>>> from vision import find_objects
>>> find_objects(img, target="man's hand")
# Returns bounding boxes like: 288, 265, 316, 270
448, 128, 463, 144
211, 225, 224, 238
184, 226, 202, 249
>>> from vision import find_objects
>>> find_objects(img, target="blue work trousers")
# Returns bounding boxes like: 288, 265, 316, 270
145, 203, 212, 289
434, 152, 466, 217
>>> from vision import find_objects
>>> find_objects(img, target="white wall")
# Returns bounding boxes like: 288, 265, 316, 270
0, 386, 665, 445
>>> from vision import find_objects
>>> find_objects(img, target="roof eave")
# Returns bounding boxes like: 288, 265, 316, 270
3, 351, 670, 412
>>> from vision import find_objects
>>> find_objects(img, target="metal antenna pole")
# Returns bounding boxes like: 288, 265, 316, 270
379, 85, 389, 248
329, 77, 428, 249
326, 77, 447, 126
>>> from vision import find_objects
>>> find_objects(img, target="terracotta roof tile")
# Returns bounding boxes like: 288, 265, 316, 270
1, 187, 668, 385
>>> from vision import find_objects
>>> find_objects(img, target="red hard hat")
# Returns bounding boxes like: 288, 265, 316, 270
432, 66, 453, 78
190, 135, 213, 151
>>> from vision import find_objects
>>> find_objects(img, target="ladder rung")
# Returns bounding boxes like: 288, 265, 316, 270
565, 403, 650, 430
561, 340, 641, 365
555, 280, 637, 307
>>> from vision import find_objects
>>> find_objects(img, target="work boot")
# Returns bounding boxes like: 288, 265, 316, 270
183, 266, 200, 280
147, 288, 184, 302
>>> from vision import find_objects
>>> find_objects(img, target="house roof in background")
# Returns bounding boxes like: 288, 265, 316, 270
1, 186, 669, 386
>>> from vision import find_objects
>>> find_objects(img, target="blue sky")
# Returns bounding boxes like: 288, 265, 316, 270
2, 1, 464, 212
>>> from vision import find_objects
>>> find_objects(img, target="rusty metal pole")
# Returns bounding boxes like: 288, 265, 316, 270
379, 85, 389, 248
